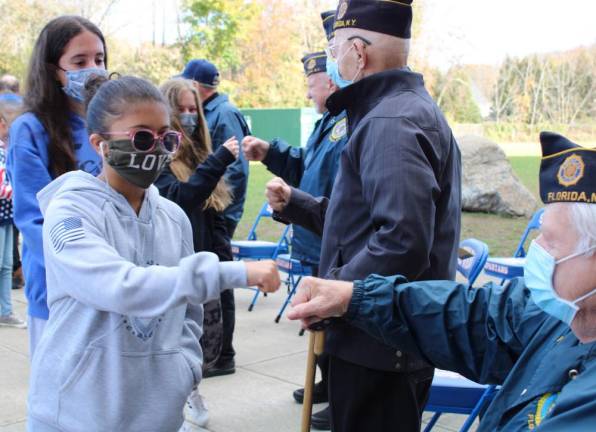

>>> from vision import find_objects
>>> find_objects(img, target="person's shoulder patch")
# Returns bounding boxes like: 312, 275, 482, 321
49, 217, 85, 253
330, 118, 347, 142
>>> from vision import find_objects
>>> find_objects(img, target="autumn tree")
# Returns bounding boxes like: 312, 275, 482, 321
180, 0, 260, 73
0, 0, 70, 78
490, 46, 595, 126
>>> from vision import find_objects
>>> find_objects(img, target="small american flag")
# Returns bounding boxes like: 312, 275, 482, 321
49, 217, 85, 253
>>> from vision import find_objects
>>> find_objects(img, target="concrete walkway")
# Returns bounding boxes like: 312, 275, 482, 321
1, 284, 476, 432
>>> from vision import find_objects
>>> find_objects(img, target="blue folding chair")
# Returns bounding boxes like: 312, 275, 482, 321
457, 238, 490, 285
484, 208, 544, 280
424, 238, 495, 432
231, 202, 290, 311
424, 371, 499, 432
274, 250, 313, 323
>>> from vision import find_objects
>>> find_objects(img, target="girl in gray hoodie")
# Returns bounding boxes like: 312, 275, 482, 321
27, 75, 279, 432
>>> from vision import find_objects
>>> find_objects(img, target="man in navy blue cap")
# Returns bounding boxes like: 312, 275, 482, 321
266, 1, 461, 430
181, 59, 250, 236
182, 58, 251, 377
287, 132, 596, 431
243, 48, 347, 429
243, 52, 348, 270
243, 14, 344, 427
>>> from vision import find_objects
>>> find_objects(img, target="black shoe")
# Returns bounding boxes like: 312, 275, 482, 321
292, 381, 328, 404
311, 406, 331, 431
203, 358, 236, 378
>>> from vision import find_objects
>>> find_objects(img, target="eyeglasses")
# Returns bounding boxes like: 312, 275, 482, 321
325, 35, 372, 59
101, 128, 181, 153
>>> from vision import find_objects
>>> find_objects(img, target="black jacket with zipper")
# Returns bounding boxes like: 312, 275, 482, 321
281, 68, 462, 372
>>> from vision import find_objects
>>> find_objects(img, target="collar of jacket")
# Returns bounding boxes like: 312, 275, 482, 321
326, 68, 424, 131
203, 93, 227, 112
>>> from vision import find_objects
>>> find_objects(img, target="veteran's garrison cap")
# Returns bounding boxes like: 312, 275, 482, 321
540, 131, 595, 204
334, 0, 413, 39
321, 10, 336, 41
302, 52, 327, 77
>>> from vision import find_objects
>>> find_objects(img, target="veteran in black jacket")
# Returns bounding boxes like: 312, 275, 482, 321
266, 1, 462, 431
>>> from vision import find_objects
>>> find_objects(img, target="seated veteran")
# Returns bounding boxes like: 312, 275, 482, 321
288, 132, 596, 431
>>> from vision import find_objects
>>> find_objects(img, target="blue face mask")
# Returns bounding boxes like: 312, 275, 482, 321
524, 240, 596, 325
326, 57, 353, 89
326, 44, 360, 89
62, 67, 108, 103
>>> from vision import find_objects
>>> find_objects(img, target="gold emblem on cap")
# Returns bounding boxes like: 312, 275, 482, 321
337, 1, 348, 20
307, 58, 316, 70
557, 154, 585, 187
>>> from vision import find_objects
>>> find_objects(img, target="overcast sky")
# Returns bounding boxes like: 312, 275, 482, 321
108, 0, 596, 68
420, 0, 595, 67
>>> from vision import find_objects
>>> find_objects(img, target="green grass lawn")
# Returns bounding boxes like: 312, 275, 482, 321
234, 163, 278, 241
235, 157, 541, 257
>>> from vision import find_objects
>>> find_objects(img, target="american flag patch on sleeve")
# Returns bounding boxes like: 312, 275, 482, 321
49, 217, 85, 253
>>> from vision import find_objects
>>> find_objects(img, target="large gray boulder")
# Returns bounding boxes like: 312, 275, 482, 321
459, 135, 538, 217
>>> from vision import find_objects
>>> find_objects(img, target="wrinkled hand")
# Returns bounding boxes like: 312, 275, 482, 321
242, 136, 270, 161
245, 260, 281, 293
265, 177, 291, 212
287, 277, 354, 327
223, 136, 240, 159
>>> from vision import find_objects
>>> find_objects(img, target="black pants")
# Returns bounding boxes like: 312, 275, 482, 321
13, 224, 21, 272
317, 352, 329, 388
219, 289, 236, 362
220, 218, 239, 364
307, 264, 329, 389
328, 355, 433, 432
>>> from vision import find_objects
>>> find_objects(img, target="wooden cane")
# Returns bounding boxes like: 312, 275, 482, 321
301, 330, 325, 432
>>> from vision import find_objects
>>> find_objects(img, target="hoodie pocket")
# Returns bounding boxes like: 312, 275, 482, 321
57, 347, 193, 432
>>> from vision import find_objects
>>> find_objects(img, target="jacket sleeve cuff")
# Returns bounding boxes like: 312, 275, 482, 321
218, 261, 248, 290
280, 187, 307, 220
345, 280, 366, 321
214, 145, 236, 166
262, 139, 282, 167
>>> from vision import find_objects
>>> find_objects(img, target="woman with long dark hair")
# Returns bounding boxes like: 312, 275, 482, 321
6, 16, 107, 357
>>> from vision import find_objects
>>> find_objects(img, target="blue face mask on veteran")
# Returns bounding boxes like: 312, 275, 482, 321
326, 43, 361, 89
524, 240, 596, 326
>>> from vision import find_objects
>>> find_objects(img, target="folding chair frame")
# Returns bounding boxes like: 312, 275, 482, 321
424, 238, 494, 431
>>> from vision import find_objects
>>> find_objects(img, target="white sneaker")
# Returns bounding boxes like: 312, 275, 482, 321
0, 314, 27, 329
178, 420, 208, 432
184, 390, 209, 428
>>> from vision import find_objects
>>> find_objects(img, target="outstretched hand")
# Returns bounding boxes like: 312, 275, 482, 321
245, 260, 281, 293
287, 277, 354, 328
242, 136, 270, 161
223, 136, 240, 159
265, 177, 291, 212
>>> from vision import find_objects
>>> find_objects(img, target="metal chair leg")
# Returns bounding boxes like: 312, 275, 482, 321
248, 288, 260, 312
423, 413, 442, 432
460, 386, 497, 432
275, 274, 301, 323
